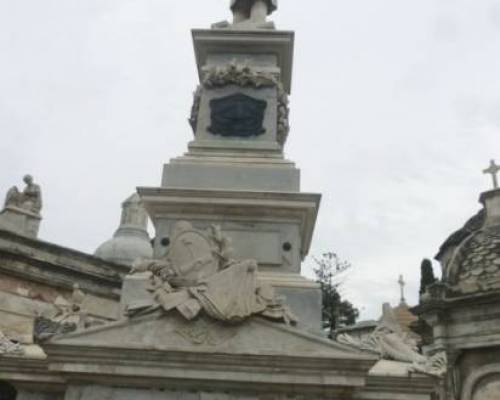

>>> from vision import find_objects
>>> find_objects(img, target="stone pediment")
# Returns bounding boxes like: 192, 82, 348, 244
43, 313, 376, 393
47, 312, 368, 359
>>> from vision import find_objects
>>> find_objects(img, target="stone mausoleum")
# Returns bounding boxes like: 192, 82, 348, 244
0, 1, 498, 399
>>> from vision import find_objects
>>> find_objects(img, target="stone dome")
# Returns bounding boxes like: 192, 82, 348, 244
95, 193, 153, 267
441, 189, 500, 295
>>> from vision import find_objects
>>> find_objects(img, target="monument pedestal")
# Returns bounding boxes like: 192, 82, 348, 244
0, 206, 41, 238
138, 187, 321, 330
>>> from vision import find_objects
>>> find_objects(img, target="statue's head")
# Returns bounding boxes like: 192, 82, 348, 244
23, 174, 33, 185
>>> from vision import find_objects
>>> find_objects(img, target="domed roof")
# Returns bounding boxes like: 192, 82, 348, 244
95, 193, 153, 267
444, 189, 500, 295
448, 225, 500, 294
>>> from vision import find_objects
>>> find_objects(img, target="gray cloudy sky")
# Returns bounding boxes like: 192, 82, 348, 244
1, 0, 499, 319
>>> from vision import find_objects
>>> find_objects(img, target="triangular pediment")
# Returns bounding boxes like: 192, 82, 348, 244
47, 312, 369, 360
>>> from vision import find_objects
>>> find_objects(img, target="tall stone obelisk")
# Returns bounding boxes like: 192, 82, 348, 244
138, 1, 322, 329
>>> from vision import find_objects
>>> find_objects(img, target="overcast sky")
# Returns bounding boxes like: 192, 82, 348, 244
1, 0, 499, 319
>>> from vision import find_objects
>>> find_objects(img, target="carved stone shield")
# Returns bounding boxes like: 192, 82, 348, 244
208, 93, 267, 138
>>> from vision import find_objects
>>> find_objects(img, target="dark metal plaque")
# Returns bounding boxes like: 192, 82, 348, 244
208, 93, 267, 138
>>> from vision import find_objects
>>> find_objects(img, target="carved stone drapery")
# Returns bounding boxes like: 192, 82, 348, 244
189, 62, 290, 146
130, 221, 297, 325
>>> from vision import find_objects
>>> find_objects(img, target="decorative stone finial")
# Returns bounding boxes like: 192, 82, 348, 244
483, 159, 500, 189
398, 274, 406, 306
94, 193, 153, 267
213, 0, 278, 30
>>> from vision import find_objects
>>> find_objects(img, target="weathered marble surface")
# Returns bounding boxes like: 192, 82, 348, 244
17, 391, 61, 400
65, 385, 323, 400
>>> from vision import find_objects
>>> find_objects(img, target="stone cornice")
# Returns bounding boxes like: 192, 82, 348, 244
0, 229, 127, 300
138, 187, 321, 260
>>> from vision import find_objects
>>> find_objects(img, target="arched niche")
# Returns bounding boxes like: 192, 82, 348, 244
462, 364, 500, 400
0, 381, 17, 400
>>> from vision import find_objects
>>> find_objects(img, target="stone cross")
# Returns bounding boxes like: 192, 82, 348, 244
483, 159, 500, 189
398, 275, 406, 305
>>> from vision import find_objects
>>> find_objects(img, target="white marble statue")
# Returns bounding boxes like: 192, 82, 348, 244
338, 304, 447, 377
213, 0, 278, 29
4, 175, 42, 215
130, 221, 297, 324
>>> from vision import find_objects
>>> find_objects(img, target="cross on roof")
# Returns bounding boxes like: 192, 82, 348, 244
483, 159, 500, 189
398, 275, 406, 306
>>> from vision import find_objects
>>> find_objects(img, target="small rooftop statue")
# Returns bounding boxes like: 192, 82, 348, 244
4, 174, 42, 215
0, 175, 43, 238
483, 159, 500, 189
212, 0, 278, 30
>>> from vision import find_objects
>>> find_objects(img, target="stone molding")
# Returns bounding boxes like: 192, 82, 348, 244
192, 29, 294, 94
138, 187, 320, 260
0, 229, 128, 300
461, 363, 500, 400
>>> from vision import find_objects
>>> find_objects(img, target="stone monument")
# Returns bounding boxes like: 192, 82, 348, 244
0, 175, 42, 238
136, 0, 321, 330
0, 4, 444, 400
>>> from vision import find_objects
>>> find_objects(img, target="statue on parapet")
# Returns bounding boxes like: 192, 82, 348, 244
4, 175, 42, 215
212, 0, 278, 30
129, 221, 297, 325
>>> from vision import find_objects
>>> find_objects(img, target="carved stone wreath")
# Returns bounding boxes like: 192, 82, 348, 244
189, 62, 290, 147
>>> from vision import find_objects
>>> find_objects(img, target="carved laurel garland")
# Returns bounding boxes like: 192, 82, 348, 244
189, 62, 290, 146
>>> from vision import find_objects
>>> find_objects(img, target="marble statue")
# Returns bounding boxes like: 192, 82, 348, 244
130, 221, 297, 324
4, 175, 42, 215
212, 0, 278, 29
338, 303, 447, 377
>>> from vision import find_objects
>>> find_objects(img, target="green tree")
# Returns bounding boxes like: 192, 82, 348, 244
419, 258, 437, 295
313, 252, 359, 338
